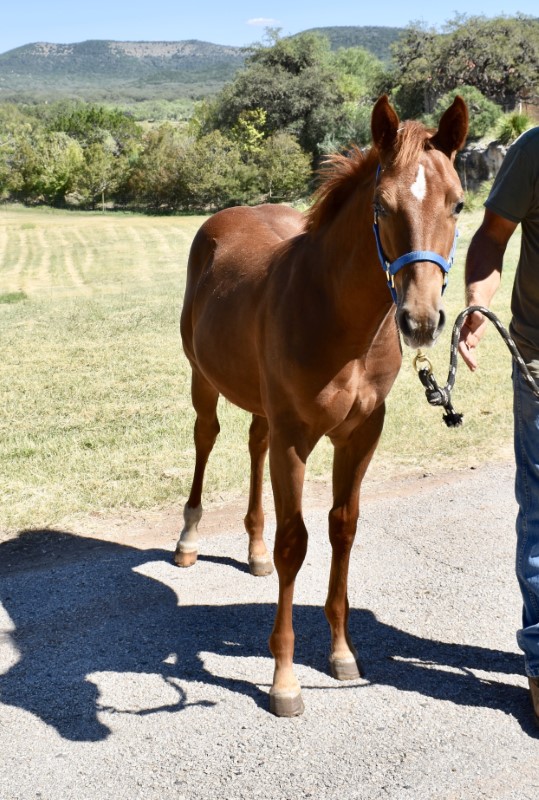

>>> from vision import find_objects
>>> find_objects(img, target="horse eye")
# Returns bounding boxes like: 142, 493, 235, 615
373, 201, 387, 217
454, 200, 465, 216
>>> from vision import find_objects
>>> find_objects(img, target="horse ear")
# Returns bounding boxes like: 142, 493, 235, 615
371, 95, 400, 157
431, 96, 468, 160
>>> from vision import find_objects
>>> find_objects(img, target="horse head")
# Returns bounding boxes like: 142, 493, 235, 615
371, 95, 468, 348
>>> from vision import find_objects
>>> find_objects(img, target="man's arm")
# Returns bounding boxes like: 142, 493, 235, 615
458, 208, 518, 371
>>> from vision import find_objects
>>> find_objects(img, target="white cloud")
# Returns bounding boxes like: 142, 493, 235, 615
247, 17, 280, 27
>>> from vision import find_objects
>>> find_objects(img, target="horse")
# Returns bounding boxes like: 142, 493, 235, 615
175, 95, 468, 716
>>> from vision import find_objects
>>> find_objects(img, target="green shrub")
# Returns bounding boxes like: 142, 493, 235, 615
0, 291, 28, 304
425, 86, 502, 141
497, 112, 531, 145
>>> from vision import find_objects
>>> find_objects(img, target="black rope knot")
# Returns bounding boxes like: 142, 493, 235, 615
418, 367, 463, 427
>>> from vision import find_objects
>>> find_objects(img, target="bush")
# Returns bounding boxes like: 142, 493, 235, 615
425, 86, 502, 141
497, 112, 531, 145
256, 132, 311, 201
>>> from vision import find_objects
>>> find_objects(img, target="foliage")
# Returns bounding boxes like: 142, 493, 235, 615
389, 15, 539, 117
386, 24, 440, 118
0, 95, 311, 210
181, 130, 256, 209
76, 141, 126, 209
128, 126, 259, 210
497, 112, 532, 145
205, 32, 349, 156
1, 17, 537, 211
127, 124, 187, 209
425, 87, 502, 141
230, 109, 267, 155
299, 26, 403, 61
9, 129, 84, 204
45, 103, 142, 155
256, 133, 311, 201
203, 32, 388, 158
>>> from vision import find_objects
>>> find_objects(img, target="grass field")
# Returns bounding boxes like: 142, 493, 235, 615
0, 203, 520, 532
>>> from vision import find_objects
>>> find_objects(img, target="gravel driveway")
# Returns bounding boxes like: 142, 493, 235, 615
1, 461, 538, 799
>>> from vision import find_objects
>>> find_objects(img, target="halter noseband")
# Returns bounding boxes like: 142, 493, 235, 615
372, 165, 458, 305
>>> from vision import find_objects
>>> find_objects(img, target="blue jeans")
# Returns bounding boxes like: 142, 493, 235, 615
513, 362, 539, 677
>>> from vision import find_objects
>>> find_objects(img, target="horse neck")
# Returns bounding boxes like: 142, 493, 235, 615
309, 171, 392, 329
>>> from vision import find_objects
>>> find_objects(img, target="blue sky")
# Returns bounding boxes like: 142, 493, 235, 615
2, 0, 537, 54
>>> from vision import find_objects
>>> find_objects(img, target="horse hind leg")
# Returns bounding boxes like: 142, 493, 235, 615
174, 369, 220, 568
244, 414, 273, 577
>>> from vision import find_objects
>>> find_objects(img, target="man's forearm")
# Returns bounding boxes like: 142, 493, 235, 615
465, 226, 503, 308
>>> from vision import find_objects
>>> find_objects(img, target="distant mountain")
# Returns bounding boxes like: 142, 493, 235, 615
0, 28, 403, 106
0, 39, 246, 104
301, 26, 402, 61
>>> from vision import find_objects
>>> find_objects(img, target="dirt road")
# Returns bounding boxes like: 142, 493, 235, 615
1, 462, 538, 799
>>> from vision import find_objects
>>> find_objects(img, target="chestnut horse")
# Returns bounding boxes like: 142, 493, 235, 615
176, 96, 468, 716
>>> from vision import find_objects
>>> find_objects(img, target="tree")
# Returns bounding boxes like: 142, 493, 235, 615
10, 129, 83, 204
425, 86, 502, 141
75, 139, 123, 210
128, 124, 189, 209
129, 126, 256, 211
387, 24, 441, 117
180, 131, 257, 209
205, 32, 349, 156
256, 133, 311, 201
332, 47, 386, 103
318, 47, 387, 151
46, 102, 142, 156
439, 15, 539, 110
389, 15, 539, 117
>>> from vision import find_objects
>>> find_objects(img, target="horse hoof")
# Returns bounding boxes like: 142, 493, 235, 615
248, 555, 274, 577
269, 690, 305, 717
174, 548, 198, 568
329, 655, 363, 681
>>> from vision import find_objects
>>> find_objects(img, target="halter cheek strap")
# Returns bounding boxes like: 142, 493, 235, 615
372, 165, 459, 305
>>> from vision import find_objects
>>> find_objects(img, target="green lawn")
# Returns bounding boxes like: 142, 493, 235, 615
0, 204, 520, 532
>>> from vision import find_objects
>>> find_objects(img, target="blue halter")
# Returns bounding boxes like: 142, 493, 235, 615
372, 166, 458, 305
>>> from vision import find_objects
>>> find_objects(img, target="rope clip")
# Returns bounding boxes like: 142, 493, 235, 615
413, 350, 433, 375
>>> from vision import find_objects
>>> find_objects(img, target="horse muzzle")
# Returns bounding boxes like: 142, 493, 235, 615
397, 305, 446, 348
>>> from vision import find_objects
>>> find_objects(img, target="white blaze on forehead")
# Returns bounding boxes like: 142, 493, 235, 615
410, 164, 427, 202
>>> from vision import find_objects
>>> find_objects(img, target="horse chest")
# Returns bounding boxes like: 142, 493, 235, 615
311, 363, 389, 431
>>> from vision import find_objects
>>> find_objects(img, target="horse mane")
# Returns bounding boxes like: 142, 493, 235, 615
306, 121, 435, 233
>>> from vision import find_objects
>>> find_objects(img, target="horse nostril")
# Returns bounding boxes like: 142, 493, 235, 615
397, 309, 414, 339
438, 308, 446, 333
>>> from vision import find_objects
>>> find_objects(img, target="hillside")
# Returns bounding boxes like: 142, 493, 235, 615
301, 26, 402, 61
0, 39, 246, 104
0, 27, 402, 106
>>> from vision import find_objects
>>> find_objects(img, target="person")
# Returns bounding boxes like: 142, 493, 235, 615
458, 124, 539, 721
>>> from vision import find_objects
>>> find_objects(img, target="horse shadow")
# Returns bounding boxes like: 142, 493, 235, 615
0, 528, 535, 742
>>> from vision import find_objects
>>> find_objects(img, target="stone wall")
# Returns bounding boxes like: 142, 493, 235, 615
455, 142, 507, 192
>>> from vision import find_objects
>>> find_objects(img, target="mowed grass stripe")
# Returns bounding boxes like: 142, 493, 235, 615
1, 227, 28, 291
0, 205, 519, 533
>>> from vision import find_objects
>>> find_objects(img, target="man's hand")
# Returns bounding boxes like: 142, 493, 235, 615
458, 309, 489, 371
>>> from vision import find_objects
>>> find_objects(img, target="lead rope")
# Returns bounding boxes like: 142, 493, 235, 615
414, 305, 539, 427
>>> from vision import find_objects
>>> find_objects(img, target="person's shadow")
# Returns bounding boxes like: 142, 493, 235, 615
0, 528, 535, 741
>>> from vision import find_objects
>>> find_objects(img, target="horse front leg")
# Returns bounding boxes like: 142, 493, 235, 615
267, 426, 310, 717
326, 406, 385, 680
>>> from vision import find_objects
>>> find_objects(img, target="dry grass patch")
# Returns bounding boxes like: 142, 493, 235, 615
0, 205, 520, 532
